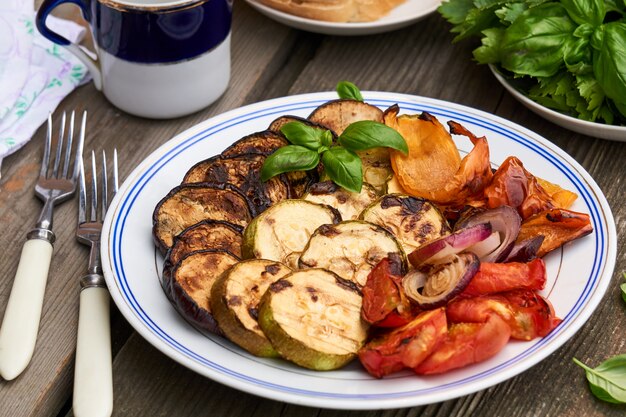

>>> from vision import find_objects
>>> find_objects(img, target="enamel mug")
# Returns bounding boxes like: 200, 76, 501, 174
36, 0, 232, 119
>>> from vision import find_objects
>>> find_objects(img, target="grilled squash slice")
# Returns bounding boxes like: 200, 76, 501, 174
308, 99, 383, 135
162, 220, 243, 296
360, 194, 451, 254
258, 269, 369, 370
170, 249, 240, 335
221, 130, 287, 157
152, 183, 252, 254
298, 220, 407, 287
210, 259, 292, 357
303, 181, 378, 220
242, 200, 341, 268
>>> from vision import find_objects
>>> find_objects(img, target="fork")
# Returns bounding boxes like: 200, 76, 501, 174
0, 111, 85, 380
73, 150, 117, 417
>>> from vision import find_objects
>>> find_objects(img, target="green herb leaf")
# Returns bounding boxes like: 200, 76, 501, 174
336, 81, 364, 101
591, 22, 626, 118
321, 147, 363, 193
260, 145, 320, 182
621, 282, 626, 303
573, 355, 626, 404
561, 0, 605, 26
339, 121, 408, 154
321, 130, 333, 147
280, 122, 327, 151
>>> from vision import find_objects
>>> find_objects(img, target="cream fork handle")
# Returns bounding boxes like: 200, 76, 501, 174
0, 238, 53, 380
73, 286, 113, 417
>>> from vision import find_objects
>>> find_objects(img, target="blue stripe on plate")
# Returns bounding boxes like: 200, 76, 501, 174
111, 97, 605, 399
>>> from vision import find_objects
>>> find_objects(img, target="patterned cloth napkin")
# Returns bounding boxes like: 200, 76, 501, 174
0, 0, 90, 169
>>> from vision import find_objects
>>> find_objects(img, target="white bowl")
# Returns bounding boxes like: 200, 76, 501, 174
490, 65, 626, 142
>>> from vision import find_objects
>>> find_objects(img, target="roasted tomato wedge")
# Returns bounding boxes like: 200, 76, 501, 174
414, 313, 511, 375
361, 258, 414, 327
358, 308, 447, 378
446, 289, 561, 340
516, 208, 593, 258
484, 156, 557, 219
460, 258, 547, 297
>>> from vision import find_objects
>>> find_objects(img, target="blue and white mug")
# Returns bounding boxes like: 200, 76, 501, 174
36, 0, 232, 119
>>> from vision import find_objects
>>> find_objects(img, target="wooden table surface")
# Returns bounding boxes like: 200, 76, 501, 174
1, 2, 625, 416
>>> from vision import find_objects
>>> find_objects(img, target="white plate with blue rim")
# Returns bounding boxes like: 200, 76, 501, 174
101, 91, 617, 410
244, 0, 442, 36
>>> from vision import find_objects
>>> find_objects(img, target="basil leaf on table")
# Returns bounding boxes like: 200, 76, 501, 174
336, 81, 364, 101
339, 121, 408, 154
573, 355, 626, 404
260, 145, 320, 182
621, 282, 626, 303
321, 147, 363, 193
280, 122, 326, 151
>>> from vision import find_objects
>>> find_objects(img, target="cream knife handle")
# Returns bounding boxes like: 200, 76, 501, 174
73, 285, 113, 417
0, 238, 53, 380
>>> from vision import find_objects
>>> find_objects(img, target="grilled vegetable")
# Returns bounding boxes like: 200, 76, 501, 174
298, 220, 407, 287
170, 250, 240, 335
258, 269, 369, 370
221, 130, 287, 157
210, 259, 292, 357
303, 181, 378, 220
268, 115, 334, 138
182, 154, 290, 214
152, 183, 253, 254
308, 99, 383, 135
162, 220, 243, 296
242, 200, 341, 267
357, 147, 393, 194
360, 194, 450, 254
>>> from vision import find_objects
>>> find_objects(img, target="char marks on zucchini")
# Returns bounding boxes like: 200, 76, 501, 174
303, 181, 378, 220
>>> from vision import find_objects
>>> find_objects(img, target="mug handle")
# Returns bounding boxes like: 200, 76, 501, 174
36, 0, 103, 90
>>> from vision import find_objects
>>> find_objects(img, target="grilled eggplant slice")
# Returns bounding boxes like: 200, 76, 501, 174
182, 154, 290, 214
360, 194, 451, 254
210, 259, 292, 357
258, 269, 369, 370
268, 115, 335, 137
299, 220, 407, 287
152, 183, 252, 254
303, 181, 378, 220
170, 249, 240, 335
221, 130, 287, 157
308, 99, 383, 135
242, 200, 341, 268
162, 220, 243, 295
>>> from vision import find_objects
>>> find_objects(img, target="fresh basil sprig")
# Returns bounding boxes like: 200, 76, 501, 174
261, 119, 407, 193
621, 272, 626, 303
336, 81, 364, 101
573, 355, 626, 404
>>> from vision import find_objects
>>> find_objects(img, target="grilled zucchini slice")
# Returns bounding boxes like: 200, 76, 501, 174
152, 183, 252, 254
242, 200, 341, 268
357, 147, 393, 194
308, 99, 383, 135
162, 220, 243, 296
170, 250, 240, 335
299, 220, 407, 287
258, 269, 369, 370
210, 259, 292, 357
182, 154, 290, 214
360, 194, 451, 254
221, 131, 287, 157
303, 181, 378, 220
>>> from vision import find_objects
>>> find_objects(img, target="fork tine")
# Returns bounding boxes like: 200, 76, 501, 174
62, 111, 75, 179
52, 112, 66, 178
40, 114, 52, 178
72, 111, 86, 181
90, 151, 98, 222
78, 157, 86, 224
101, 150, 108, 219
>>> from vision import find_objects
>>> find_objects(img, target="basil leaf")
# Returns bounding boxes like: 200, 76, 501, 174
280, 122, 325, 150
321, 147, 363, 193
591, 23, 626, 118
339, 121, 408, 154
573, 356, 626, 404
561, 0, 605, 26
621, 282, 626, 303
321, 130, 333, 148
260, 145, 320, 182
336, 81, 364, 101
500, 3, 577, 77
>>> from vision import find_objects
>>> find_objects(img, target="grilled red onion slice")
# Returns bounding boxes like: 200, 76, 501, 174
504, 235, 545, 262
403, 252, 480, 309
454, 205, 521, 262
408, 223, 492, 268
